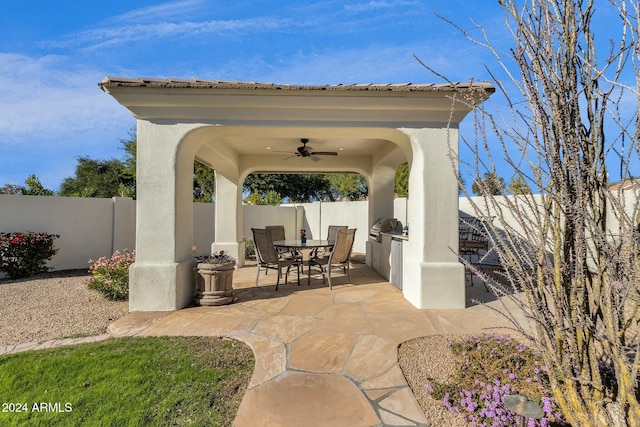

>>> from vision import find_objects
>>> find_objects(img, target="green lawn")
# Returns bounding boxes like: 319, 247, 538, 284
0, 336, 254, 426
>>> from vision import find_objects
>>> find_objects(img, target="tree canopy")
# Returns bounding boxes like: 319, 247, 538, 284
56, 131, 216, 201
244, 190, 283, 205
59, 157, 132, 198
193, 161, 216, 202
471, 172, 505, 196
242, 173, 333, 203
327, 173, 367, 201
242, 165, 413, 203
394, 162, 409, 198
0, 174, 54, 196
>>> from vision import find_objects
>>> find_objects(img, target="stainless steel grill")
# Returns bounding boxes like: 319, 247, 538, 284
369, 218, 398, 241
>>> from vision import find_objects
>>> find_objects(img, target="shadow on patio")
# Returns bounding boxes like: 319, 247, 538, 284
235, 253, 505, 309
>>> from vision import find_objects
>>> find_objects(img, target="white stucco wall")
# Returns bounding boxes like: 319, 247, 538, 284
0, 195, 215, 276
17, 193, 637, 280
0, 195, 119, 272
242, 205, 301, 242
459, 192, 640, 268
309, 200, 368, 253
1, 196, 411, 276
282, 199, 407, 254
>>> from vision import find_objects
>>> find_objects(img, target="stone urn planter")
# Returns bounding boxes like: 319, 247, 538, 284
195, 262, 235, 306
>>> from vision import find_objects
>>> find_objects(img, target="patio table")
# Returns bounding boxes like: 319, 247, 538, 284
273, 240, 334, 285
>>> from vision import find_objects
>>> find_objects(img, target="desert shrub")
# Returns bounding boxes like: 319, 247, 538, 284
243, 237, 255, 259
88, 249, 135, 300
0, 231, 60, 279
437, 0, 640, 423
425, 334, 566, 426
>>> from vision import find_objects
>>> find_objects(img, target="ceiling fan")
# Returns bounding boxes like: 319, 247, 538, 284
282, 138, 338, 162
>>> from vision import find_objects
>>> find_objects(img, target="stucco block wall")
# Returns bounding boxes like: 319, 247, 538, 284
458, 193, 634, 234
0, 195, 216, 277
311, 200, 369, 253
242, 205, 301, 242
0, 195, 116, 272
283, 200, 407, 254
1, 195, 408, 276
112, 197, 136, 253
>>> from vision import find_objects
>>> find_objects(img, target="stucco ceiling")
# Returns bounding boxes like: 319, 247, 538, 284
222, 135, 388, 157
190, 126, 407, 178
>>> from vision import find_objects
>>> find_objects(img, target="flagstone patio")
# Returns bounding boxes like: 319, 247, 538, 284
108, 258, 521, 426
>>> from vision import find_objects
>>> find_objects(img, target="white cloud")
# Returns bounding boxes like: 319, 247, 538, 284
109, 0, 205, 24
344, 1, 422, 12
43, 16, 292, 51
232, 41, 491, 86
0, 53, 132, 147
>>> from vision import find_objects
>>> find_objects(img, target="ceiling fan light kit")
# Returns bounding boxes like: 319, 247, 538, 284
281, 138, 338, 162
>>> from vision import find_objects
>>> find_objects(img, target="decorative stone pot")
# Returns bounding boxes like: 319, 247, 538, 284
195, 262, 235, 306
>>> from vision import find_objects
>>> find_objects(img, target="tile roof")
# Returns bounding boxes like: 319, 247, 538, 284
99, 77, 495, 93
609, 178, 640, 191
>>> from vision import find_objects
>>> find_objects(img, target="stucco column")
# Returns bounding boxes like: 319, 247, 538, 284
367, 164, 397, 228
400, 127, 465, 309
212, 172, 245, 267
129, 121, 196, 311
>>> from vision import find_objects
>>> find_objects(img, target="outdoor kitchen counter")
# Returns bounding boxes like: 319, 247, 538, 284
366, 232, 405, 289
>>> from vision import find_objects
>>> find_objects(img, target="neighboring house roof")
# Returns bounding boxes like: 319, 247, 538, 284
609, 178, 640, 191
99, 77, 495, 93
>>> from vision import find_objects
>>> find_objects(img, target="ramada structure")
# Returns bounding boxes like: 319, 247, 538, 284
99, 78, 494, 311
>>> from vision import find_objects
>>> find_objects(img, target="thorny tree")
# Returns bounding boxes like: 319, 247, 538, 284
431, 0, 640, 425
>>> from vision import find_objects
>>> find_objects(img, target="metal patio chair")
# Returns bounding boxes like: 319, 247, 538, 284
252, 228, 299, 291
266, 225, 302, 261
459, 217, 490, 290
310, 225, 347, 260
308, 228, 356, 289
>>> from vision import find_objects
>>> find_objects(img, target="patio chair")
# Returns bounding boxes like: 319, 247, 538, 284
308, 228, 356, 289
266, 225, 302, 261
459, 217, 489, 290
252, 228, 299, 291
310, 225, 347, 260
265, 225, 286, 242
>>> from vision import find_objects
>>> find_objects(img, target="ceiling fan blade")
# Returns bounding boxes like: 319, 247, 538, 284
310, 155, 322, 162
311, 151, 338, 156
282, 154, 299, 160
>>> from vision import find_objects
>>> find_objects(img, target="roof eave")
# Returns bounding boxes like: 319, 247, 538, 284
99, 76, 495, 95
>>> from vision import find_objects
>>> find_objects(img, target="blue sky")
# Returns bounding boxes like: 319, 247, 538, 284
0, 0, 511, 192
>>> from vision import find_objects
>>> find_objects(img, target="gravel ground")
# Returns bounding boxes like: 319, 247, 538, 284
1, 270, 463, 425
398, 335, 468, 427
0, 270, 129, 347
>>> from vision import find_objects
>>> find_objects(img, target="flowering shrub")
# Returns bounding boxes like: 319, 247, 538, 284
88, 249, 135, 301
195, 250, 236, 266
0, 231, 60, 279
425, 334, 566, 426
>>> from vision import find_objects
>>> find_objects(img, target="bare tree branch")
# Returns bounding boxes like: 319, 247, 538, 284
427, 0, 640, 425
